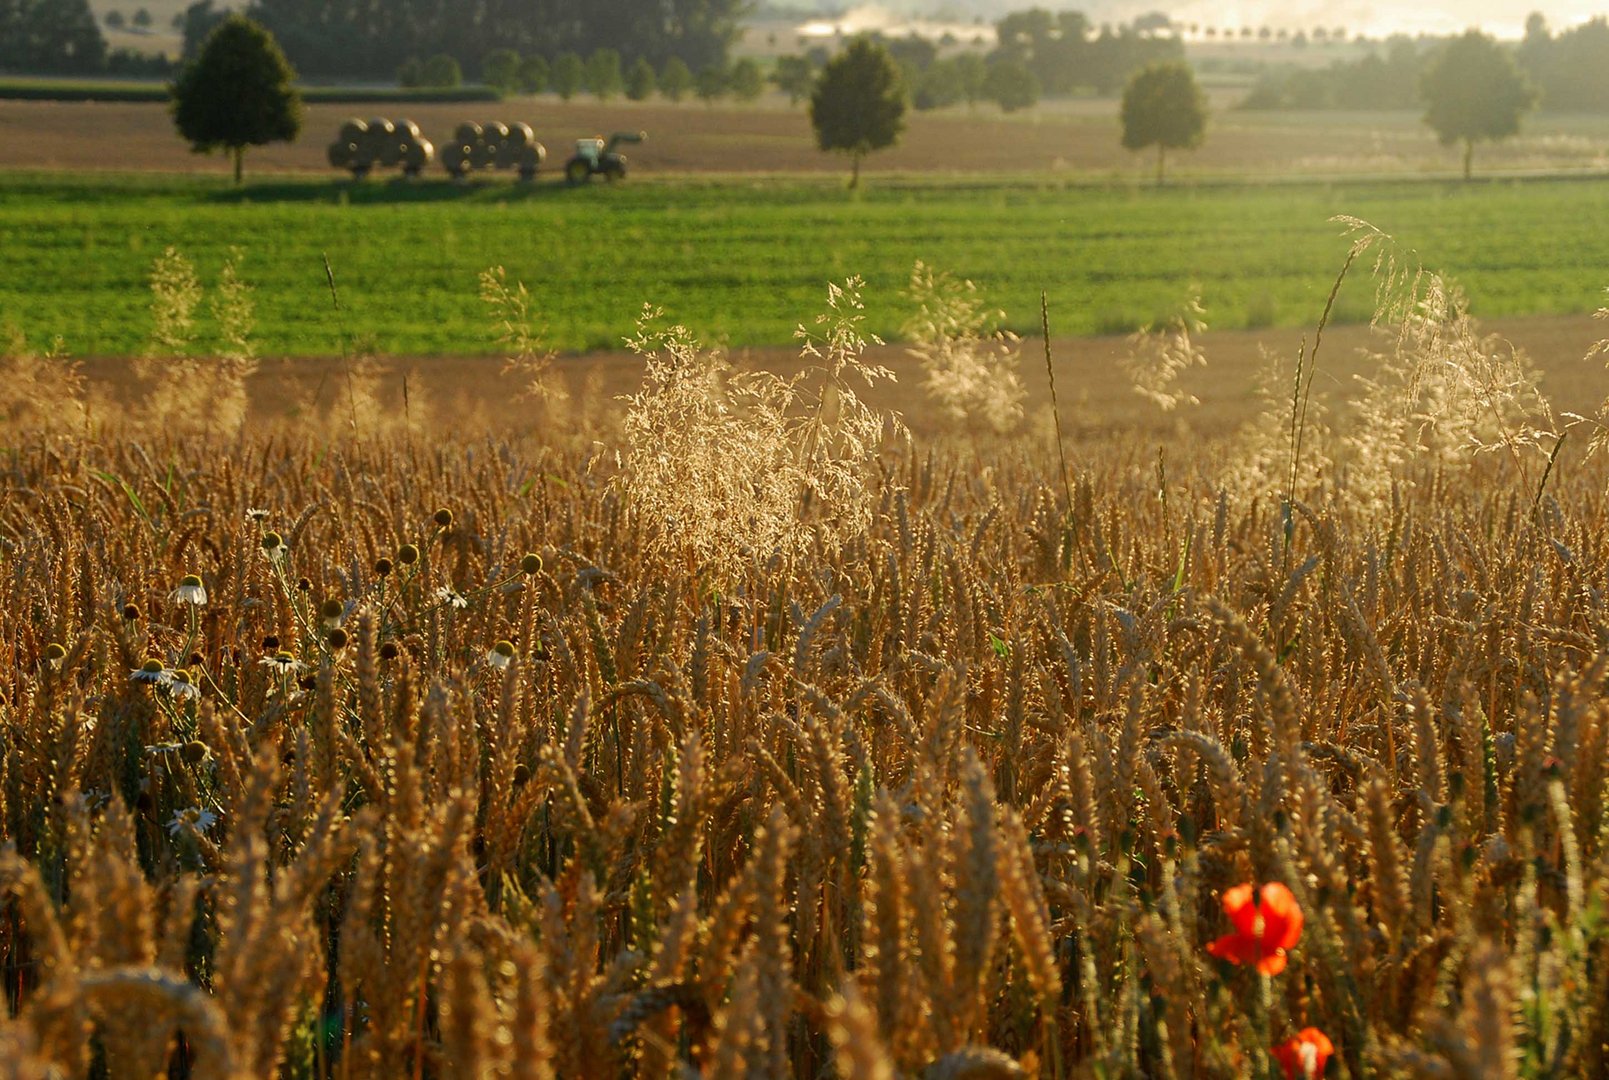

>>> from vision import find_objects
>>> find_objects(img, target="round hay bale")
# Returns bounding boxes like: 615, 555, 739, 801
442, 143, 472, 176
505, 122, 533, 150
483, 121, 510, 143
338, 118, 368, 143
327, 141, 353, 168
377, 139, 403, 167
454, 122, 483, 146
393, 118, 422, 141
367, 117, 396, 138
404, 139, 434, 169
469, 139, 495, 169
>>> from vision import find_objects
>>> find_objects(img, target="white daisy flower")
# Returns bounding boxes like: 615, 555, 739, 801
261, 651, 307, 676
166, 807, 218, 837
487, 640, 516, 670
245, 507, 270, 522
435, 586, 469, 610
172, 574, 208, 606
260, 531, 287, 563
131, 659, 173, 685
165, 668, 200, 702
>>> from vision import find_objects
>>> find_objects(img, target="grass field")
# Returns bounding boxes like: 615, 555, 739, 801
0, 171, 1605, 356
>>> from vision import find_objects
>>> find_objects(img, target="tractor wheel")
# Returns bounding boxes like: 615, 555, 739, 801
604, 161, 625, 182
565, 159, 591, 185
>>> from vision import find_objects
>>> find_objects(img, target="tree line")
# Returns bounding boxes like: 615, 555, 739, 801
1243, 13, 1609, 113
243, 0, 743, 80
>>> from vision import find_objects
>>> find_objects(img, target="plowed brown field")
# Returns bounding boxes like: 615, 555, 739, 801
3, 97, 1608, 178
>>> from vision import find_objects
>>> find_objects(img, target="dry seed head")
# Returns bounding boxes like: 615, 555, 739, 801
140, 658, 164, 674
261, 531, 284, 552
44, 642, 66, 662
397, 543, 420, 565
319, 598, 345, 621
520, 552, 542, 575
180, 574, 202, 588
122, 602, 140, 620
433, 507, 454, 528
181, 740, 210, 764
374, 556, 393, 577
379, 641, 400, 661
327, 627, 349, 649
262, 634, 279, 650
493, 639, 515, 658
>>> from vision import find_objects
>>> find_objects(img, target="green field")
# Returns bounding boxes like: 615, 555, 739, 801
1, 171, 1605, 356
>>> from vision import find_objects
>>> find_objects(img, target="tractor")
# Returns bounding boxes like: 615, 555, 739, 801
564, 131, 645, 184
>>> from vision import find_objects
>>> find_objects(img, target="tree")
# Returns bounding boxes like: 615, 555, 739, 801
132, 6, 150, 28
728, 57, 763, 102
481, 47, 520, 92
584, 47, 622, 100
517, 53, 548, 94
551, 52, 583, 100
1420, 30, 1537, 180
420, 53, 461, 88
170, 14, 301, 184
105, 10, 126, 29
772, 53, 815, 105
1120, 60, 1205, 185
659, 56, 693, 101
809, 37, 906, 189
178, 0, 225, 60
983, 58, 1038, 112
694, 63, 727, 104
3, 0, 108, 73
625, 56, 656, 100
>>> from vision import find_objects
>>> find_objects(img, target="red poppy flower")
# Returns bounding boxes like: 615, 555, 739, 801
1205, 882, 1303, 975
1272, 1027, 1333, 1079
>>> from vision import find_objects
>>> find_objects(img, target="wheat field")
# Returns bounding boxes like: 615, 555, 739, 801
1, 235, 1608, 1079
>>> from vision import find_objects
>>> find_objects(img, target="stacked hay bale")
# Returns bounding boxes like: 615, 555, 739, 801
441, 121, 545, 180
326, 118, 435, 178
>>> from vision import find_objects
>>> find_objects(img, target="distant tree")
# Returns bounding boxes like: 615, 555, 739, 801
694, 63, 727, 104
5, 0, 107, 72
772, 53, 816, 105
397, 57, 420, 87
420, 53, 461, 88
952, 52, 988, 105
983, 57, 1038, 112
105, 10, 126, 29
178, 0, 225, 60
517, 53, 548, 94
914, 61, 962, 109
551, 51, 583, 100
1120, 60, 1206, 184
810, 37, 906, 188
625, 56, 656, 100
482, 48, 520, 92
728, 57, 764, 102
170, 14, 301, 184
132, 6, 151, 28
659, 56, 693, 101
1420, 30, 1537, 179
584, 47, 623, 100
